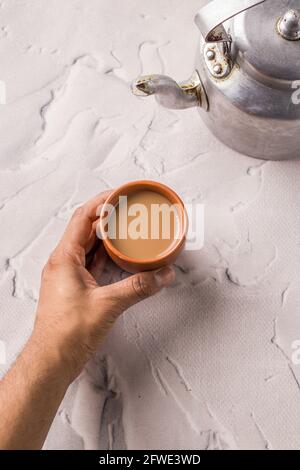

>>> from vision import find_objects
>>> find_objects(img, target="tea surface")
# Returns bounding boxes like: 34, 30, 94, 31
109, 190, 179, 260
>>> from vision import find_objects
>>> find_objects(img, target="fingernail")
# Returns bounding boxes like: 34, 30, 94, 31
154, 266, 176, 288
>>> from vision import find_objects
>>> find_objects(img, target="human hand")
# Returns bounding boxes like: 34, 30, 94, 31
33, 191, 175, 382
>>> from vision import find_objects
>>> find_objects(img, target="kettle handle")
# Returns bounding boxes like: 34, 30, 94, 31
195, 0, 266, 42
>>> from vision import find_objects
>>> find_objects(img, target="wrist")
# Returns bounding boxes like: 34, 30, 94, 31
25, 330, 74, 388
30, 313, 89, 383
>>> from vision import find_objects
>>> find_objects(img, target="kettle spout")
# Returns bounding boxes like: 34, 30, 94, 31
131, 71, 208, 110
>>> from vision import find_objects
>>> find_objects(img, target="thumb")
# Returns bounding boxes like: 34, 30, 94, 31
102, 266, 176, 312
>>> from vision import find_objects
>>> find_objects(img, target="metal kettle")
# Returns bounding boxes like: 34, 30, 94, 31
132, 0, 300, 161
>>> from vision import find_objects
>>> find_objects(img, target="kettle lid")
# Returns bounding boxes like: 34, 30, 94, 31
233, 0, 300, 82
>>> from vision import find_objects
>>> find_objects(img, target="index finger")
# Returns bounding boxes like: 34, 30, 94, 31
59, 190, 113, 253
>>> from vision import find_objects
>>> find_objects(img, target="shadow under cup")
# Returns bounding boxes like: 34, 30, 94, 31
99, 181, 187, 274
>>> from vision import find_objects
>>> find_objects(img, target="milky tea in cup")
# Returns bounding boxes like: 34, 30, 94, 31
100, 181, 187, 273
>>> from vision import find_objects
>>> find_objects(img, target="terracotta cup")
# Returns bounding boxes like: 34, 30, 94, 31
99, 180, 187, 273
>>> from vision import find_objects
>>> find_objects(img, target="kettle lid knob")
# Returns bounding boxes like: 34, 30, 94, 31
278, 9, 300, 41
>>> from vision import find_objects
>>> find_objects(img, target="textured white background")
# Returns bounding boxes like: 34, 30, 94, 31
0, 0, 300, 450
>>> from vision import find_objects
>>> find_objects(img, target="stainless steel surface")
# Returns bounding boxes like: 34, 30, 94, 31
194, 0, 266, 43
196, 38, 300, 161
131, 72, 208, 110
131, 0, 300, 161
196, 0, 300, 160
278, 9, 300, 40
233, 0, 300, 82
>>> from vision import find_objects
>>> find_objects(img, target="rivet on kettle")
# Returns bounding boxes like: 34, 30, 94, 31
213, 64, 223, 75
206, 49, 215, 60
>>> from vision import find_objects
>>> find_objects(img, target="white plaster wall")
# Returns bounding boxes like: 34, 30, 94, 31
0, 0, 300, 450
